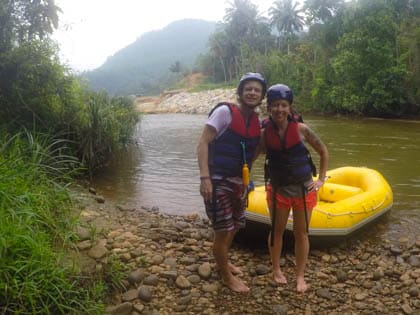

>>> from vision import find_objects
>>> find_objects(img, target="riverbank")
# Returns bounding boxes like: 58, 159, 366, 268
134, 89, 237, 114
73, 187, 419, 315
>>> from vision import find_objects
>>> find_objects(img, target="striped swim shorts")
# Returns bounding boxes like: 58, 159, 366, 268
204, 179, 247, 231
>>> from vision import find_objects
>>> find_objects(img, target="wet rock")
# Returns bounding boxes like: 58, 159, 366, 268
198, 262, 212, 279
401, 304, 414, 314
138, 286, 152, 302
106, 302, 132, 315
255, 264, 271, 275
316, 288, 333, 300
143, 275, 159, 286
335, 269, 348, 282
128, 269, 147, 284
77, 239, 93, 250
75, 226, 91, 240
160, 270, 178, 280
408, 255, 420, 267
121, 289, 139, 302
94, 195, 105, 203
88, 241, 108, 259
390, 246, 404, 256
408, 286, 419, 297
175, 275, 192, 289
272, 304, 288, 315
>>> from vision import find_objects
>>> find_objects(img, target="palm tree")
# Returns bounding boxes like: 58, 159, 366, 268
304, 0, 344, 24
224, 0, 265, 77
269, 0, 304, 54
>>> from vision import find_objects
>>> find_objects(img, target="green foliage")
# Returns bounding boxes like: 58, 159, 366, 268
0, 39, 140, 173
0, 0, 60, 52
0, 130, 104, 314
76, 91, 140, 174
193, 0, 420, 118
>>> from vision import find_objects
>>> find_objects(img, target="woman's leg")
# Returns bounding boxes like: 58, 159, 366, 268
268, 207, 290, 284
292, 208, 312, 293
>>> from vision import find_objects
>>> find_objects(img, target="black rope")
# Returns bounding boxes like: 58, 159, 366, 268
301, 184, 309, 233
270, 185, 277, 247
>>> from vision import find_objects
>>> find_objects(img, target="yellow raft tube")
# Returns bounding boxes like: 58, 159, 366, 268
246, 166, 393, 236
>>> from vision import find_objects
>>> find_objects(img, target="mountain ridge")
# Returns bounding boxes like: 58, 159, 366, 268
82, 19, 216, 96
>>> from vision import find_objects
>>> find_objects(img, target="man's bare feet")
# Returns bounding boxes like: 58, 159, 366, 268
296, 277, 309, 293
216, 262, 242, 275
222, 275, 250, 293
273, 269, 287, 284
228, 262, 242, 275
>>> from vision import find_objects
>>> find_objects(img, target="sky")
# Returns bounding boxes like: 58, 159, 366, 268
52, 0, 275, 72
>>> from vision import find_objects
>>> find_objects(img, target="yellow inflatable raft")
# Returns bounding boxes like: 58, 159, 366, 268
246, 166, 393, 236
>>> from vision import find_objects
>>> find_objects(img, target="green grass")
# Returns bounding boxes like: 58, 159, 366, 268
189, 81, 236, 92
0, 130, 106, 314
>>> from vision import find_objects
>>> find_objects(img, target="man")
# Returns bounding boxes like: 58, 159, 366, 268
197, 73, 266, 293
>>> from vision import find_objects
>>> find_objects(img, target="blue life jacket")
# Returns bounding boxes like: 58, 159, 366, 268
264, 119, 315, 186
208, 103, 260, 178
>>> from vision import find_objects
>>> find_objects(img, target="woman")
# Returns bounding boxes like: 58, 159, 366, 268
256, 84, 328, 293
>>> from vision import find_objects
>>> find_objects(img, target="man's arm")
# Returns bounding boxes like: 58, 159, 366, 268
197, 124, 217, 202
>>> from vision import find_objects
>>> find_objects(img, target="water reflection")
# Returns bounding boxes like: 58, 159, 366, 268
92, 114, 420, 239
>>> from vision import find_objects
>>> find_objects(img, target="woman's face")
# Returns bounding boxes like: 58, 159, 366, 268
268, 99, 291, 124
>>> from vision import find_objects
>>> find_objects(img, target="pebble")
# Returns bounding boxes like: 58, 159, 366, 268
76, 189, 419, 314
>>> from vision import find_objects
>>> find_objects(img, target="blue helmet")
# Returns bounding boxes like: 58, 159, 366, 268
237, 72, 267, 97
267, 84, 293, 105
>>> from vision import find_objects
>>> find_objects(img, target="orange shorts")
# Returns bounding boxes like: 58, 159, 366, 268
266, 185, 317, 211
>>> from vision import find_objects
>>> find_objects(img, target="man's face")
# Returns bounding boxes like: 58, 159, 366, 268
240, 80, 264, 108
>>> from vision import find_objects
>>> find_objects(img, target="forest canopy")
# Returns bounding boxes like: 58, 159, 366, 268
194, 0, 420, 117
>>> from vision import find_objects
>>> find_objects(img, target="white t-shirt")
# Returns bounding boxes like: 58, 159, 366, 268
206, 104, 243, 183
206, 105, 232, 138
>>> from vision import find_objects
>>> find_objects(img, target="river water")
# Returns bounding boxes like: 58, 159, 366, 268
92, 114, 420, 240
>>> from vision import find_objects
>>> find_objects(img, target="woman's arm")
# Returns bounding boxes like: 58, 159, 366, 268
299, 123, 329, 190
253, 129, 266, 162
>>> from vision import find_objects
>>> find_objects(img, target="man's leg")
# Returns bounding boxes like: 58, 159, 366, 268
213, 229, 249, 292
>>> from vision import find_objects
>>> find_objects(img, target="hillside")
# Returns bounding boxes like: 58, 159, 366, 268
82, 19, 216, 96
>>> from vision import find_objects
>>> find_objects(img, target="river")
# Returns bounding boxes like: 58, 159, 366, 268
92, 114, 420, 240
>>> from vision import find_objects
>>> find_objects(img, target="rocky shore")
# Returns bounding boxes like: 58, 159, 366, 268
134, 89, 238, 114
72, 188, 420, 315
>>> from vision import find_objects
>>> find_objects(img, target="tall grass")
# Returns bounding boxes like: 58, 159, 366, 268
0, 130, 104, 314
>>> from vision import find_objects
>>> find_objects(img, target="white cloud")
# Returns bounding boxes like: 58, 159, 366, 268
52, 0, 274, 71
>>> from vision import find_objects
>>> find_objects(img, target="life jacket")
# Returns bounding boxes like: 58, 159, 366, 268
208, 103, 260, 178
264, 118, 316, 186
260, 111, 303, 128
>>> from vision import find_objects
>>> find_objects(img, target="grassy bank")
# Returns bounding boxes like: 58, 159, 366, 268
0, 129, 134, 314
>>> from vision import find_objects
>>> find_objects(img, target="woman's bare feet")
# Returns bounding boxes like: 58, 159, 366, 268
222, 275, 250, 293
273, 269, 287, 284
296, 276, 309, 293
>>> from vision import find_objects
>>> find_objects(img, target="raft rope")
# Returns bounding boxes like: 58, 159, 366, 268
270, 185, 277, 247
311, 198, 387, 217
301, 184, 309, 233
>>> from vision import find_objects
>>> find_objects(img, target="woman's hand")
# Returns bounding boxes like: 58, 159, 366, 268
309, 179, 325, 192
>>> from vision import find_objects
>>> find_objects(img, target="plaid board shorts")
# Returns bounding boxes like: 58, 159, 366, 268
204, 178, 247, 231
266, 184, 317, 211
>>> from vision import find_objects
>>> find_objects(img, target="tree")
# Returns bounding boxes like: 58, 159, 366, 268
304, 0, 344, 24
0, 0, 61, 52
169, 61, 182, 73
269, 0, 304, 54
223, 0, 267, 78
330, 2, 407, 115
